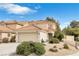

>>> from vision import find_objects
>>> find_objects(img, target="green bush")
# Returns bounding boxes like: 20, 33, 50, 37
24, 41, 35, 56
10, 36, 16, 42
16, 41, 45, 56
54, 31, 64, 41
16, 41, 32, 55
49, 38, 59, 44
2, 38, 9, 43
33, 42, 46, 55
63, 44, 69, 49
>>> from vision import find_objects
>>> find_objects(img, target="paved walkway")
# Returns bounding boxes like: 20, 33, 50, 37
0, 43, 19, 56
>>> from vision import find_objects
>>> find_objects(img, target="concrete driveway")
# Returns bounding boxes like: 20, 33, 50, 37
0, 43, 19, 56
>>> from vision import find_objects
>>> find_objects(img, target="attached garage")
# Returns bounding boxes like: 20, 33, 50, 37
15, 25, 49, 43
18, 32, 39, 42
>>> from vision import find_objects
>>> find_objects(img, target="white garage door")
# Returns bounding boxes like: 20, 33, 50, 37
18, 32, 38, 42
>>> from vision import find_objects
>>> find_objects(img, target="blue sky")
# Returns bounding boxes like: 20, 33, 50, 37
0, 3, 79, 29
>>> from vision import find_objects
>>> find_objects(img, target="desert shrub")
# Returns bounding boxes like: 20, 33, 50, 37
2, 38, 8, 43
59, 48, 62, 50
49, 38, 59, 44
33, 42, 46, 55
49, 48, 58, 52
16, 41, 45, 56
63, 44, 69, 49
10, 36, 16, 42
53, 46, 57, 48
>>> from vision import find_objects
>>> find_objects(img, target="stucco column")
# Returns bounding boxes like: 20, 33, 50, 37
37, 31, 41, 42
16, 32, 19, 43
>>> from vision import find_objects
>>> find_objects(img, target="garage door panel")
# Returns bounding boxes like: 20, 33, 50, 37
18, 32, 38, 42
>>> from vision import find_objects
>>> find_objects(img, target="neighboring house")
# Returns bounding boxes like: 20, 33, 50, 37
0, 25, 14, 42
0, 20, 57, 43
0, 21, 22, 42
4, 21, 23, 29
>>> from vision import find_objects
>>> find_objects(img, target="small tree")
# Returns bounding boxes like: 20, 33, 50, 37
70, 20, 79, 28
46, 17, 56, 23
54, 31, 64, 41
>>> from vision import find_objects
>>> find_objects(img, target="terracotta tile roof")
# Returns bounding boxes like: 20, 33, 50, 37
16, 24, 51, 32
16, 25, 42, 31
5, 21, 17, 24
17, 21, 28, 24
0, 20, 56, 32
29, 20, 50, 25
0, 21, 28, 25
0, 21, 28, 30
0, 26, 13, 32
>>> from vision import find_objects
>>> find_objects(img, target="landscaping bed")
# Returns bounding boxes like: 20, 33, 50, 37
16, 42, 78, 56
43, 42, 78, 56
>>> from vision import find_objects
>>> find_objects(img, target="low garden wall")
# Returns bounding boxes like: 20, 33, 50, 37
63, 35, 75, 46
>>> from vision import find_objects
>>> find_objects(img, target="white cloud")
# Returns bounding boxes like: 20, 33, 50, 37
0, 3, 36, 15
34, 5, 41, 9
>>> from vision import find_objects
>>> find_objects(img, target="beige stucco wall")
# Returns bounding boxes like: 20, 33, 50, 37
65, 35, 74, 42
63, 35, 75, 46
2, 33, 8, 39
0, 33, 2, 42
23, 23, 29, 26
36, 24, 49, 29
51, 23, 56, 30
0, 33, 16, 42
39, 31, 48, 42
18, 32, 39, 42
